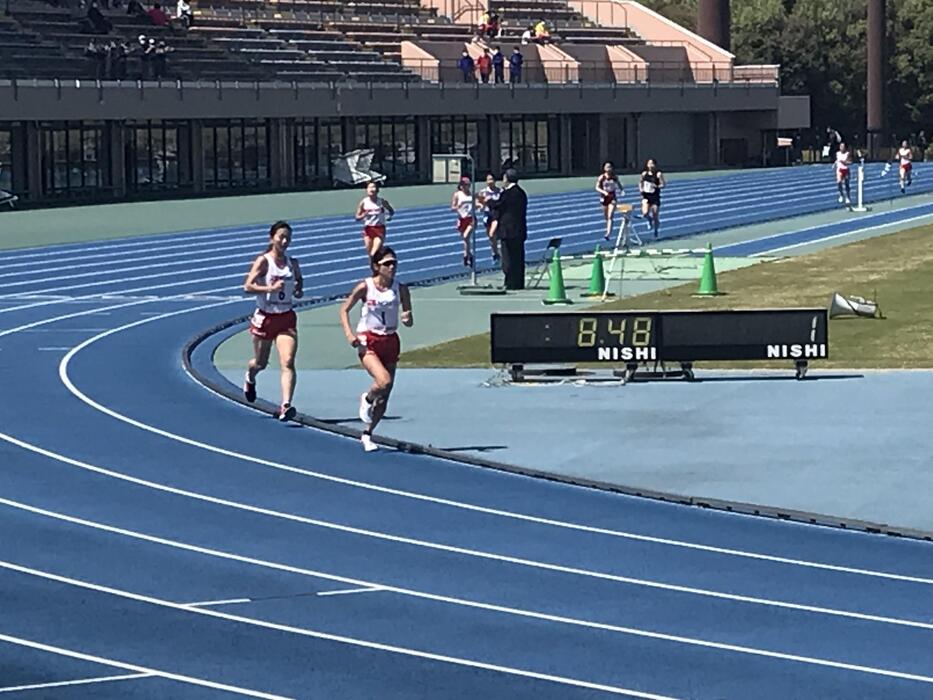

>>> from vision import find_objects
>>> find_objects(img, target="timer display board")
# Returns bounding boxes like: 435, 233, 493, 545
490, 310, 829, 365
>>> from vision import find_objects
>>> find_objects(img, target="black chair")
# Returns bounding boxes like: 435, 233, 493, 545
529, 236, 562, 288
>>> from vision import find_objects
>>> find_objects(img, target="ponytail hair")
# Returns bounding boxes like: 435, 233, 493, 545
265, 220, 292, 252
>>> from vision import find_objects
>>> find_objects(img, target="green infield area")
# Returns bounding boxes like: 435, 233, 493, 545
400, 223, 933, 369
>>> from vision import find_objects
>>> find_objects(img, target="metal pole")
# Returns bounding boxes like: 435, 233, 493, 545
468, 154, 477, 285
867, 0, 885, 159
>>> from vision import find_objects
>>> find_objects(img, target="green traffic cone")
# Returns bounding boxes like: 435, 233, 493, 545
543, 249, 572, 305
581, 245, 613, 298
695, 242, 723, 296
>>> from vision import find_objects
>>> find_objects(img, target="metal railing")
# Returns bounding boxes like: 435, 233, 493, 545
398, 59, 771, 86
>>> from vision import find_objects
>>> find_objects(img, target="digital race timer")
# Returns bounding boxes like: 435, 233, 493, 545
490, 309, 829, 377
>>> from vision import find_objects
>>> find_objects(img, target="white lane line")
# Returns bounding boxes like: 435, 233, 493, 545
37, 347, 73, 351
0, 673, 153, 694
4, 429, 933, 633
753, 211, 933, 256
184, 598, 252, 608
0, 169, 804, 267
0, 560, 679, 699
317, 586, 385, 597
3, 496, 931, 690
57, 305, 933, 588
0, 633, 288, 699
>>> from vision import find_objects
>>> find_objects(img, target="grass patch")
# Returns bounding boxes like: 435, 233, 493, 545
401, 224, 933, 369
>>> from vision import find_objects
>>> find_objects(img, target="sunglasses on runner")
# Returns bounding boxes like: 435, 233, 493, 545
378, 259, 397, 267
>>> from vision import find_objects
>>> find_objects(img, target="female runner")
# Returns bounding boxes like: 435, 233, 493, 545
243, 220, 304, 422
834, 143, 853, 207
339, 246, 413, 452
479, 172, 502, 262
595, 161, 622, 241
640, 159, 665, 238
897, 140, 913, 193
451, 177, 475, 267
355, 181, 395, 260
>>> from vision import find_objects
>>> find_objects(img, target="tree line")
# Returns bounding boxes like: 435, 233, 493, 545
638, 0, 932, 146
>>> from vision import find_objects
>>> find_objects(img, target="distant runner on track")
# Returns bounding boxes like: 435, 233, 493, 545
355, 181, 394, 261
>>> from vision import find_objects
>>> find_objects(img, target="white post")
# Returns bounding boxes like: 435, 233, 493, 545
852, 158, 869, 212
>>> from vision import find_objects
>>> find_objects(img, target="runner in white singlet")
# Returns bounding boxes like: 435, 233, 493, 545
242, 220, 304, 422
451, 177, 475, 267
479, 172, 501, 262
354, 181, 395, 260
897, 140, 913, 193
834, 143, 853, 207
339, 246, 413, 452
595, 161, 622, 241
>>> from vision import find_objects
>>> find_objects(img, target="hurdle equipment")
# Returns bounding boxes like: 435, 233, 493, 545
694, 243, 723, 296
542, 249, 572, 305
581, 245, 613, 298
600, 202, 643, 300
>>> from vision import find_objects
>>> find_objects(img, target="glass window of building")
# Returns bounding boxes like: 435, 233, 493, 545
0, 130, 12, 193
499, 115, 561, 175
39, 121, 107, 196
203, 120, 270, 189
294, 119, 342, 185
430, 117, 482, 165
127, 121, 189, 191
350, 117, 418, 182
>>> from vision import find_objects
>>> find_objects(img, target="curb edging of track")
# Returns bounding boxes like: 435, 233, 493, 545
182, 310, 933, 544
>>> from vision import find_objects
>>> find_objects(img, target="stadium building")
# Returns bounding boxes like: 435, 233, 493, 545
0, 0, 808, 206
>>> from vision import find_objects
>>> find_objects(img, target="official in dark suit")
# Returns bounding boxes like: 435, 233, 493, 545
490, 168, 527, 290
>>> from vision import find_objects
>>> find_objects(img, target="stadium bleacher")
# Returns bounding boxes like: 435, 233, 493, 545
2, 0, 650, 83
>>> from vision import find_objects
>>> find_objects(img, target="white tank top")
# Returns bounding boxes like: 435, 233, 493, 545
481, 186, 500, 210
356, 277, 400, 336
455, 191, 473, 218
899, 147, 912, 165
600, 176, 619, 194
835, 151, 851, 171
257, 253, 296, 314
361, 197, 386, 227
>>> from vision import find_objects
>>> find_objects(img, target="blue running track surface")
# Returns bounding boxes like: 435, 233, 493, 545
1, 166, 932, 698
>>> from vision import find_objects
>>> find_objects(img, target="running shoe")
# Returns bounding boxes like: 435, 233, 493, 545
278, 403, 296, 422
243, 375, 256, 403
359, 392, 373, 424
838, 195, 844, 203
361, 433, 378, 452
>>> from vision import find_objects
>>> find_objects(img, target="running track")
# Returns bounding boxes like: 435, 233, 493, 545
1, 166, 932, 698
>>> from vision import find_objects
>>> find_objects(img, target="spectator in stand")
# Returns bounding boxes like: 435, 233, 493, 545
176, 0, 192, 29
477, 49, 492, 84
534, 20, 551, 45
154, 40, 173, 78
126, 0, 147, 18
520, 26, 532, 45
84, 1, 112, 34
919, 130, 928, 160
113, 40, 129, 80
85, 39, 106, 78
475, 11, 490, 43
492, 46, 504, 84
458, 50, 475, 83
148, 2, 169, 27
509, 47, 523, 84
488, 11, 501, 38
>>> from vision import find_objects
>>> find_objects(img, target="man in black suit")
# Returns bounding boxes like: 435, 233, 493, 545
490, 168, 527, 290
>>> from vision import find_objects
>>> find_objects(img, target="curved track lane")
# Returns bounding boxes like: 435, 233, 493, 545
2, 171, 933, 698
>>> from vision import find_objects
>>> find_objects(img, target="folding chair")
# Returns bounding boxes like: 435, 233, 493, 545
529, 236, 562, 289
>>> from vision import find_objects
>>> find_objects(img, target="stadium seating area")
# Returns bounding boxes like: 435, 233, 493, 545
0, 0, 720, 84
